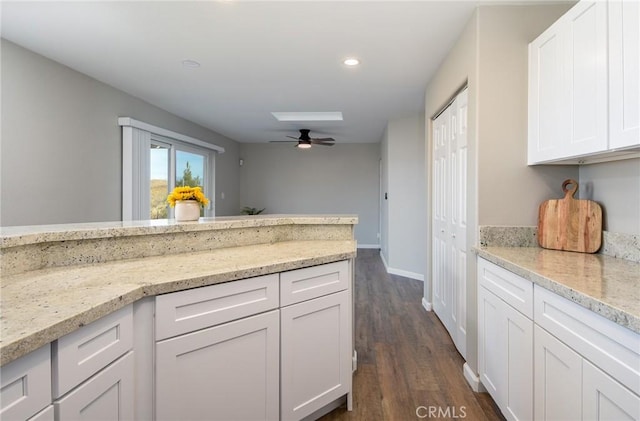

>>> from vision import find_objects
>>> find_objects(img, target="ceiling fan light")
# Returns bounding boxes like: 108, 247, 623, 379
297, 142, 312, 149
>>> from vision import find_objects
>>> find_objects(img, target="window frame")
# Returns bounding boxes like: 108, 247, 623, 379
120, 118, 224, 221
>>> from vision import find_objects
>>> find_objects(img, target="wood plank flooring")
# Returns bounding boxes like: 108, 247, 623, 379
319, 249, 505, 421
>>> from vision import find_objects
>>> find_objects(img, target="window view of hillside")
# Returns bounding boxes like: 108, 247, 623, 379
150, 146, 206, 219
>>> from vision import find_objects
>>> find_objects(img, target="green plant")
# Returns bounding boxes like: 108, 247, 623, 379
240, 206, 265, 215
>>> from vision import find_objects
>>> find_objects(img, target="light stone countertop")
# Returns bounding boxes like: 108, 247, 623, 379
0, 214, 358, 248
476, 247, 640, 334
0, 239, 357, 366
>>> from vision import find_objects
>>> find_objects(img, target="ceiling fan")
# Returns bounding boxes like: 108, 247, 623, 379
270, 129, 335, 149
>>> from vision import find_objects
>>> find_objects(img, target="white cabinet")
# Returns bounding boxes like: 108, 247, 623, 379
477, 259, 533, 421
432, 87, 469, 359
29, 405, 54, 421
609, 0, 640, 149
52, 304, 135, 421
280, 290, 351, 421
529, 0, 608, 164
54, 352, 134, 421
528, 0, 640, 164
583, 359, 640, 421
155, 274, 280, 421
156, 311, 280, 421
534, 325, 582, 421
479, 257, 640, 421
0, 345, 52, 421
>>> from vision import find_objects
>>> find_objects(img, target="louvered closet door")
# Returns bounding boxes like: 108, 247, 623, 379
432, 88, 468, 360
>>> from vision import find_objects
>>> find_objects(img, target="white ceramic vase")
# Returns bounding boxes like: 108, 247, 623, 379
175, 200, 201, 222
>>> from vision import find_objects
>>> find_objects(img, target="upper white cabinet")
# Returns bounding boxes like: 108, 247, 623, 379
529, 0, 640, 164
609, 0, 640, 149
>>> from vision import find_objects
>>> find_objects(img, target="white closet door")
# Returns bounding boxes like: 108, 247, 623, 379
432, 105, 452, 335
431, 88, 468, 360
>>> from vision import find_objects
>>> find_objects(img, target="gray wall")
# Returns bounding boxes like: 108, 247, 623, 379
424, 3, 574, 375
579, 158, 640, 235
1, 39, 241, 226
238, 143, 380, 245
380, 113, 426, 280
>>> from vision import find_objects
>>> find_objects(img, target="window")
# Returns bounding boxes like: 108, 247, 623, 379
120, 118, 224, 221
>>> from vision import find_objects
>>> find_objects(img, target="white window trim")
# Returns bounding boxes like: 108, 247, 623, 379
119, 118, 224, 221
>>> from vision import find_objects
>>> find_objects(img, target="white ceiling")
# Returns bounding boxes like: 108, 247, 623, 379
1, 1, 482, 144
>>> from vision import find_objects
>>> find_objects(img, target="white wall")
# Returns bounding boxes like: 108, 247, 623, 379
380, 113, 426, 280
380, 127, 390, 258
1, 40, 241, 226
579, 158, 640, 235
238, 143, 380, 245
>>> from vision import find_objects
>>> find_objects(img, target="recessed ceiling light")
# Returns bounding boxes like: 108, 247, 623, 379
271, 112, 343, 122
343, 58, 360, 66
182, 59, 201, 68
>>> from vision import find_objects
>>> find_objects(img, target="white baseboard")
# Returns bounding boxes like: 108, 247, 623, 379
421, 297, 432, 312
378, 251, 424, 281
388, 267, 424, 281
463, 363, 486, 393
357, 244, 380, 249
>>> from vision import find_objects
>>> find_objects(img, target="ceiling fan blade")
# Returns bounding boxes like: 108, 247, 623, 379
311, 137, 335, 142
311, 140, 335, 146
269, 140, 298, 143
286, 136, 300, 140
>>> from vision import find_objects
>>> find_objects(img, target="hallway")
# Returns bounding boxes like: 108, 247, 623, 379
319, 249, 505, 421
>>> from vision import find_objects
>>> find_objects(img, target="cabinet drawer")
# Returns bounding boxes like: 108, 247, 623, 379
280, 260, 349, 306
155, 274, 279, 340
0, 345, 52, 421
53, 304, 133, 398
477, 258, 533, 319
54, 351, 134, 421
534, 285, 640, 395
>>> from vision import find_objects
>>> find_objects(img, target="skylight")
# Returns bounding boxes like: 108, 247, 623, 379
271, 112, 343, 122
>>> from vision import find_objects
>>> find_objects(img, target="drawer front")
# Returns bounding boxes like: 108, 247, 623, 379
534, 285, 640, 395
55, 351, 134, 421
477, 258, 533, 319
280, 260, 350, 306
53, 304, 133, 398
0, 345, 52, 421
155, 274, 279, 340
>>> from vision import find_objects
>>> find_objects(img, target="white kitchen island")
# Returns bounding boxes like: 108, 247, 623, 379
0, 215, 358, 421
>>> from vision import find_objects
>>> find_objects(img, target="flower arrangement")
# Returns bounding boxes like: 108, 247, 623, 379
167, 186, 210, 208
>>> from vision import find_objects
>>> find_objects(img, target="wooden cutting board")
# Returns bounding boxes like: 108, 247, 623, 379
538, 179, 602, 253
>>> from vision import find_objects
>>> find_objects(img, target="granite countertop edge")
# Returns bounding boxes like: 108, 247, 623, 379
474, 247, 640, 334
0, 240, 357, 366
0, 214, 359, 248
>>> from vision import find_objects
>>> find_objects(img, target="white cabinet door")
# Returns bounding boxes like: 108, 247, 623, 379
432, 88, 468, 360
503, 304, 533, 421
0, 345, 51, 421
583, 359, 640, 421
609, 0, 640, 149
529, 17, 568, 163
29, 405, 54, 421
534, 325, 582, 421
529, 0, 608, 164
478, 286, 506, 402
564, 0, 608, 156
156, 310, 279, 421
55, 351, 134, 421
479, 285, 533, 421
281, 290, 351, 421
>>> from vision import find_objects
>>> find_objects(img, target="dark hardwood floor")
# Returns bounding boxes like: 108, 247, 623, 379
319, 249, 505, 421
